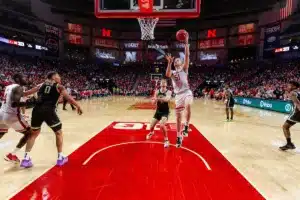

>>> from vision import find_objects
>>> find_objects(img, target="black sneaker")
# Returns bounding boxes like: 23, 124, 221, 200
279, 143, 296, 151
182, 125, 189, 137
176, 136, 183, 148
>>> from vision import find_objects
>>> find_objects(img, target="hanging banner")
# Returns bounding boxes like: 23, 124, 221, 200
45, 24, 60, 57
264, 23, 281, 51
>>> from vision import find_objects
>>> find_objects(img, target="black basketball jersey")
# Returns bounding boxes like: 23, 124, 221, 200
292, 91, 300, 112
36, 81, 61, 108
226, 89, 234, 101
156, 89, 170, 113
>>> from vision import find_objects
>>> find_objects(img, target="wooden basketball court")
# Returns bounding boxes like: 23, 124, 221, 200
0, 97, 299, 200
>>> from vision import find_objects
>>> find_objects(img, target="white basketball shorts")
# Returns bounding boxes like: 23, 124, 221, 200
0, 111, 29, 133
175, 90, 193, 113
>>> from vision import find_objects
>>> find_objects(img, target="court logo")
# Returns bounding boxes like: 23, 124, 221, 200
285, 104, 293, 112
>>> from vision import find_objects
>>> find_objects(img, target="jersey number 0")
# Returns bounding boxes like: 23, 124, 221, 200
44, 86, 51, 94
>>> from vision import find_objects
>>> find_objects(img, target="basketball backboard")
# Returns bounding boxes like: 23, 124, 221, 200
95, 0, 201, 19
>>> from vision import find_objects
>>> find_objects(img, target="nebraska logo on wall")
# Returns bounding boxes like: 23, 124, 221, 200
125, 52, 137, 62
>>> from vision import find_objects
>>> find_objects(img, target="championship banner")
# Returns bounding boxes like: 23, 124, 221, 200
45, 24, 60, 57
264, 23, 281, 51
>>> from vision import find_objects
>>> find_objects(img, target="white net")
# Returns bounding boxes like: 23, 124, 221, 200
137, 17, 159, 40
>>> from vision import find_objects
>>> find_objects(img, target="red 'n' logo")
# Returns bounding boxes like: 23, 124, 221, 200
101, 28, 112, 37
207, 29, 217, 38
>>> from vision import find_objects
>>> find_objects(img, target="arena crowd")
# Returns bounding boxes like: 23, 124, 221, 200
0, 54, 299, 101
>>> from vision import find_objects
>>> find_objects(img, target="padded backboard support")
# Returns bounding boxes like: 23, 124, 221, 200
95, 0, 201, 19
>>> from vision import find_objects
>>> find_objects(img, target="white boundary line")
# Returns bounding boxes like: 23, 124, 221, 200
82, 141, 212, 171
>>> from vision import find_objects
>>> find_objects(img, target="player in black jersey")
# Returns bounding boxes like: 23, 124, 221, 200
224, 84, 235, 122
20, 71, 83, 168
146, 79, 172, 148
280, 81, 300, 151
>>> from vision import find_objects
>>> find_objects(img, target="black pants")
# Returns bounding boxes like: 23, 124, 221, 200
63, 98, 75, 110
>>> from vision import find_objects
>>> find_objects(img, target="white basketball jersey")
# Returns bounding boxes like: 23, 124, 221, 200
1, 84, 20, 114
171, 69, 190, 94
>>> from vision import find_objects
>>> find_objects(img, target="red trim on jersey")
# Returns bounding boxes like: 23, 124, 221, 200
176, 106, 185, 110
0, 129, 8, 132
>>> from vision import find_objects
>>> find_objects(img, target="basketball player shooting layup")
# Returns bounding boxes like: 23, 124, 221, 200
0, 73, 40, 163
280, 81, 300, 151
20, 72, 83, 168
165, 35, 193, 148
146, 79, 172, 148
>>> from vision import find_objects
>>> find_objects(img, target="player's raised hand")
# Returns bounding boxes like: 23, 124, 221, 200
165, 54, 174, 63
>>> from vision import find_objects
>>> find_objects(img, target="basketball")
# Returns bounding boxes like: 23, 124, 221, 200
176, 29, 189, 42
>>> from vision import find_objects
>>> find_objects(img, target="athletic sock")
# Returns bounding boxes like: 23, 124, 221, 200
287, 138, 292, 144
24, 152, 30, 160
12, 148, 21, 155
58, 152, 64, 160
184, 122, 189, 127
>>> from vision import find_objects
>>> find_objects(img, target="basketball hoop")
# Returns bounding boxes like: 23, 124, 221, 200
137, 17, 159, 40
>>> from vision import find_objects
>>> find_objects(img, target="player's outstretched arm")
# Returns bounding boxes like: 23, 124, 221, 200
11, 86, 36, 108
165, 54, 174, 78
58, 84, 83, 115
23, 83, 43, 96
183, 35, 190, 72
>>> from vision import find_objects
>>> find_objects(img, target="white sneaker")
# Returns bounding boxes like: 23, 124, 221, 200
164, 140, 170, 148
146, 132, 154, 140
